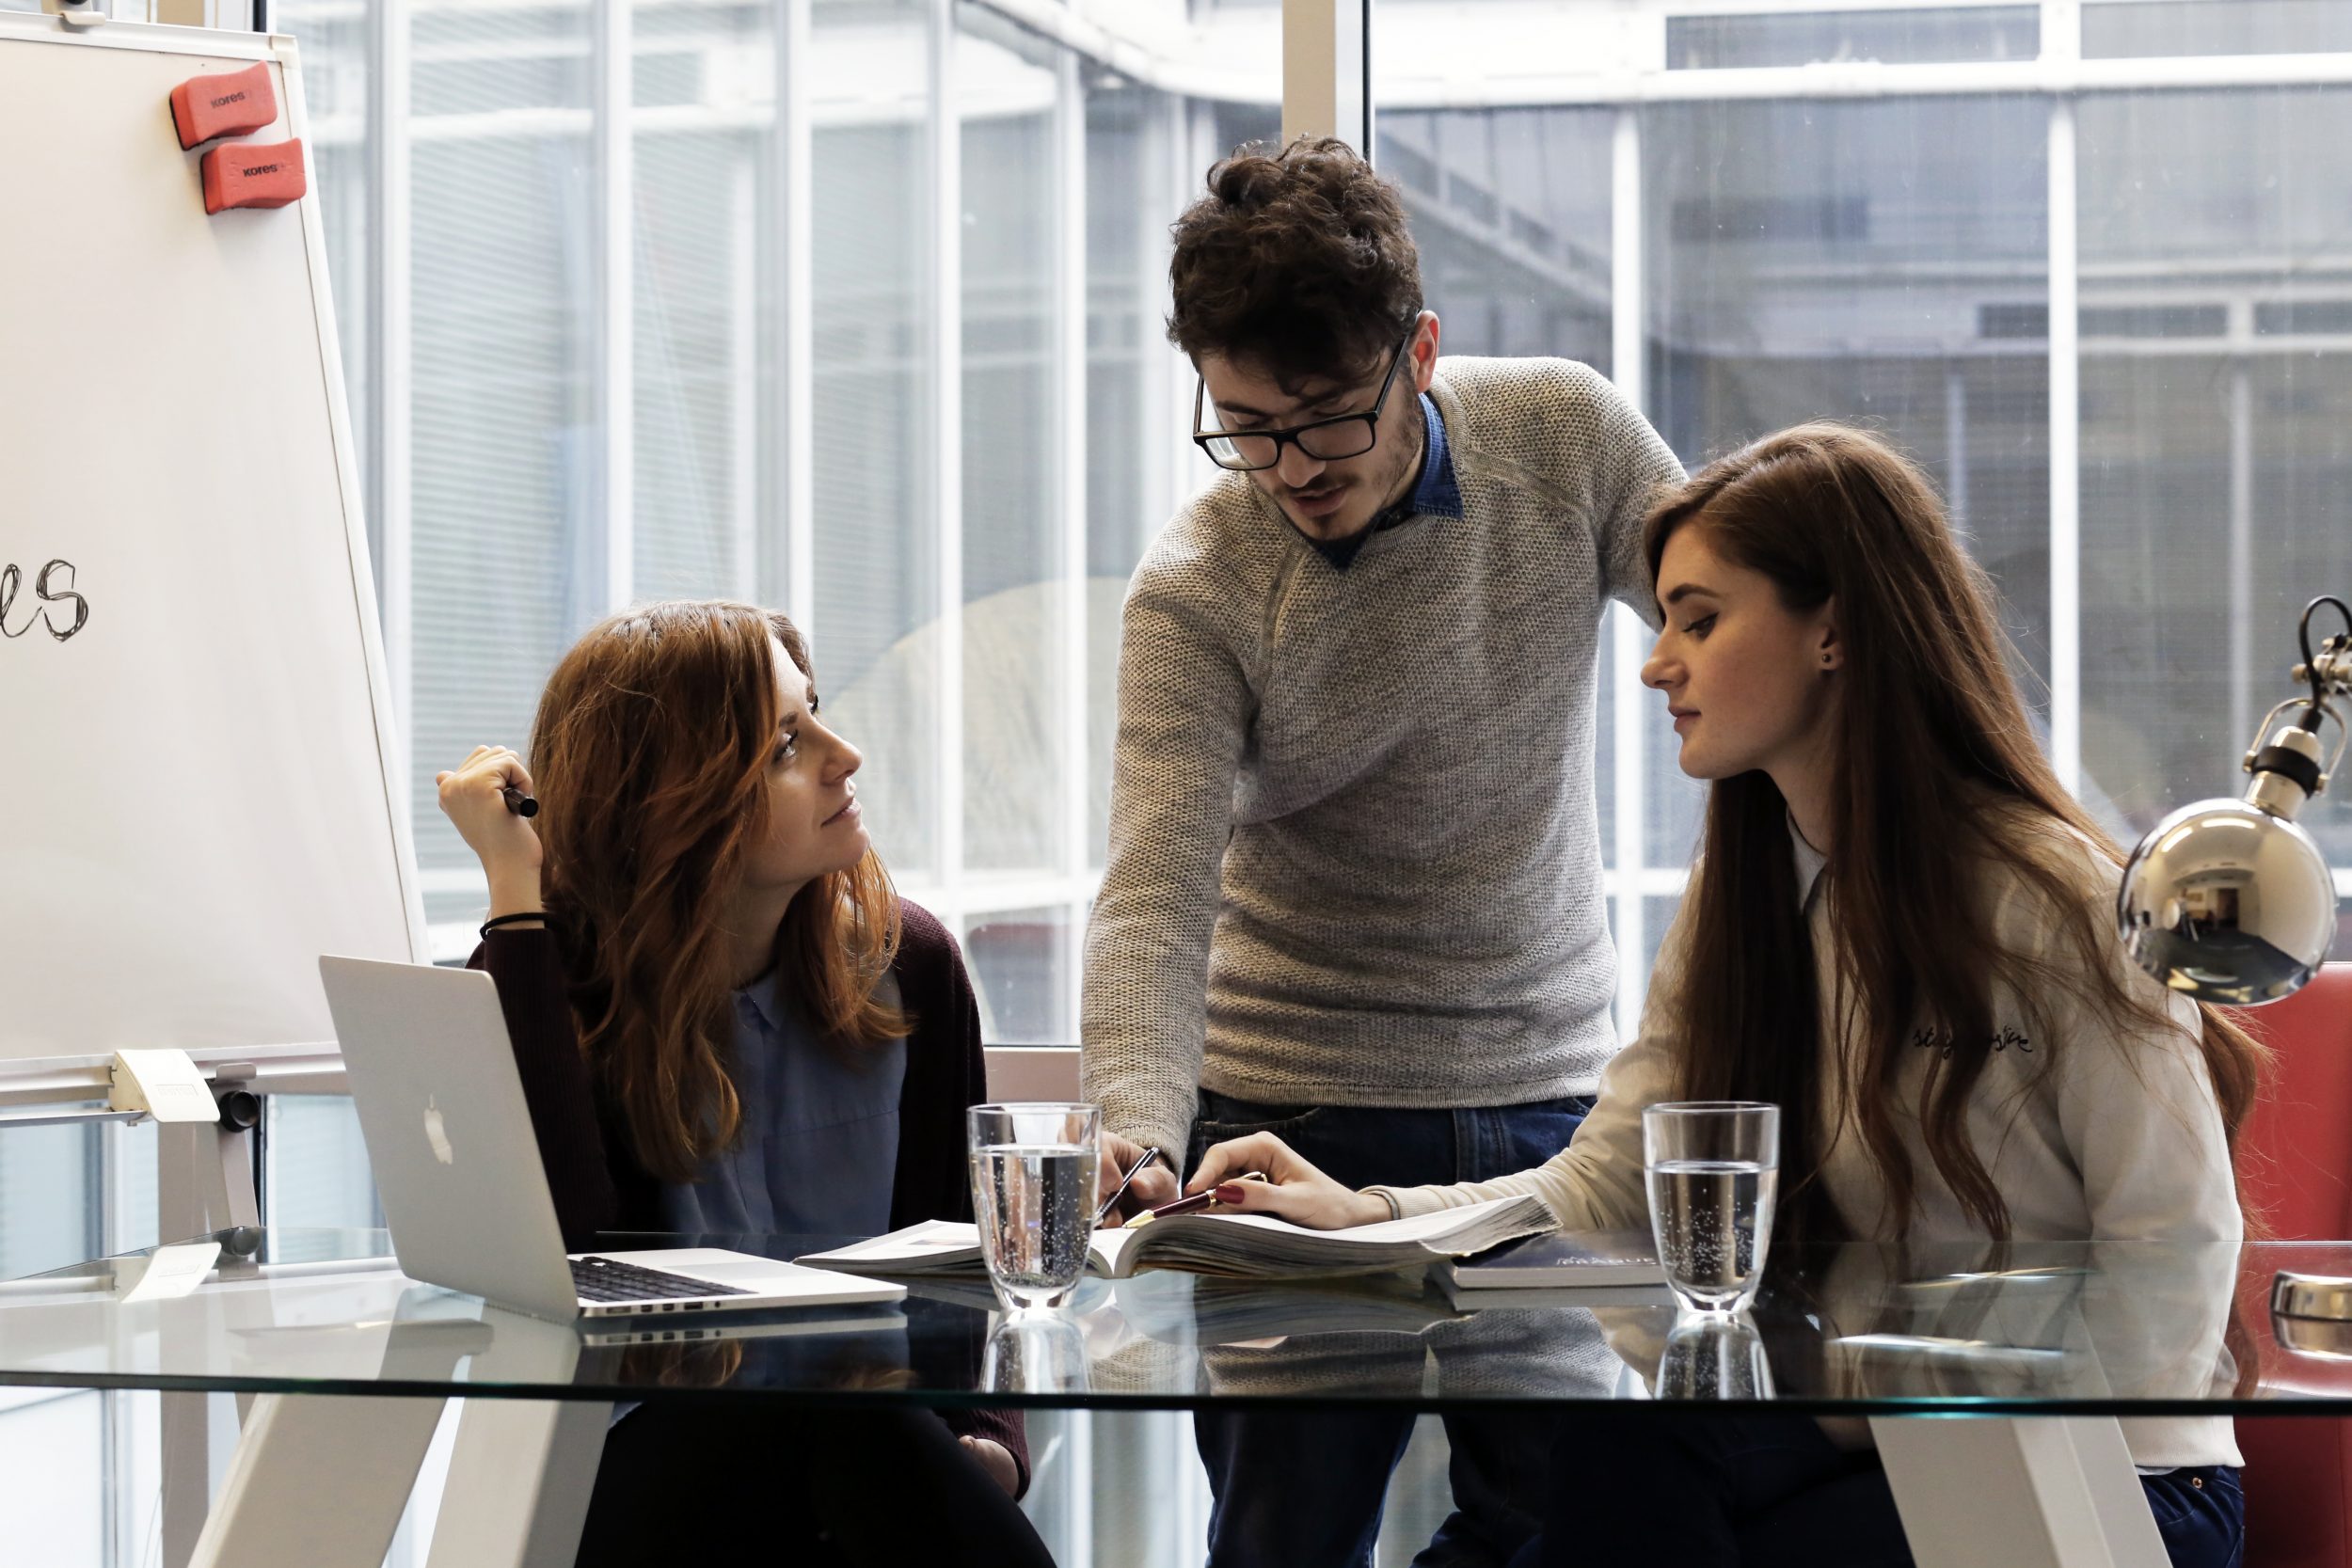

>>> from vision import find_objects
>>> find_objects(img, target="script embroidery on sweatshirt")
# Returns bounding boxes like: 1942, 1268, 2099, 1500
1910, 1025, 2033, 1059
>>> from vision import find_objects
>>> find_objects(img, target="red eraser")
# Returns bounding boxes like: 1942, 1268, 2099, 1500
170, 63, 278, 150
199, 137, 307, 214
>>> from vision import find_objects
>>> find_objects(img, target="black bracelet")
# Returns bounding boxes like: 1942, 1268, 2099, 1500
479, 912, 548, 938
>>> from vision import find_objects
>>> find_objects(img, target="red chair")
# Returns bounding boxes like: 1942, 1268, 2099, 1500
2233, 963, 2352, 1568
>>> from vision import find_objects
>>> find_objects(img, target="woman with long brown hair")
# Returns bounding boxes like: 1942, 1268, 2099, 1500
435, 599, 1052, 1568
1184, 424, 2258, 1566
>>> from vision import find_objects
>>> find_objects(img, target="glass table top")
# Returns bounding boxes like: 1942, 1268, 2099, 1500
5, 1227, 2350, 1417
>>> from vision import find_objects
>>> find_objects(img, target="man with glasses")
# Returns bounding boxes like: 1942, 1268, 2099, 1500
1080, 136, 1683, 1568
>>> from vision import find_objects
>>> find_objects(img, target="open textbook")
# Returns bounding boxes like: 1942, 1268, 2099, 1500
798, 1196, 1558, 1282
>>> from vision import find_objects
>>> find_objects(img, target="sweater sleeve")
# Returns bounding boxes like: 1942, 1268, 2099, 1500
2027, 863, 2243, 1244
1080, 561, 1253, 1164
1569, 362, 1684, 632
887, 900, 991, 1231
2057, 984, 2241, 1243
468, 930, 619, 1247
1373, 897, 1692, 1228
2022, 847, 2245, 1468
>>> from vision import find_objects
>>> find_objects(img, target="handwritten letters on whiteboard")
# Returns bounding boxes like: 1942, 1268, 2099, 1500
1, 560, 88, 641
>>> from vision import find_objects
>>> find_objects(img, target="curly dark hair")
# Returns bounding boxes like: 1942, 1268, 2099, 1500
1167, 136, 1423, 393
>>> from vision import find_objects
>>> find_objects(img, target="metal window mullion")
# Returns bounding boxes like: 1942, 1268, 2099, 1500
1281, 0, 1370, 150
2045, 0, 2081, 794
368, 0, 413, 795
1161, 97, 1212, 531
730, 152, 758, 600
2047, 94, 2080, 794
1609, 106, 1648, 1042
1133, 91, 1184, 571
2227, 309, 2254, 756
1054, 47, 1089, 1038
776, 0, 815, 632
1945, 364, 1970, 526
596, 0, 635, 613
930, 0, 964, 921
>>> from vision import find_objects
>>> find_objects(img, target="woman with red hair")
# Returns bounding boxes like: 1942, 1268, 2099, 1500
436, 600, 1051, 1568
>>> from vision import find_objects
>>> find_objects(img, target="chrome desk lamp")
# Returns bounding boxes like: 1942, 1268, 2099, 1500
2118, 595, 2350, 1006
2118, 597, 2352, 1337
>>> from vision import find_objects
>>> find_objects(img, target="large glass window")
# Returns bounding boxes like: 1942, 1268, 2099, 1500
2076, 86, 2352, 875
1375, 0, 2352, 991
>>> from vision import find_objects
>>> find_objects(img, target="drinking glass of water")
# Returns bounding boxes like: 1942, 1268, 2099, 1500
967, 1102, 1102, 1312
1642, 1101, 1779, 1316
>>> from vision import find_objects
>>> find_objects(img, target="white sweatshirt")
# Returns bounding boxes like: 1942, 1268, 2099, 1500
1375, 812, 2245, 1468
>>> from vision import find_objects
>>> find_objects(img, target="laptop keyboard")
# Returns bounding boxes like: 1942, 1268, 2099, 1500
571, 1256, 752, 1305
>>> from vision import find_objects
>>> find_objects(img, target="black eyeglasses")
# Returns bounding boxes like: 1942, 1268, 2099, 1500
1191, 324, 1418, 473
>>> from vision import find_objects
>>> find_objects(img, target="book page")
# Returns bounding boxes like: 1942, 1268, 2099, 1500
1089, 1226, 1145, 1276
1159, 1196, 1536, 1248
801, 1220, 979, 1268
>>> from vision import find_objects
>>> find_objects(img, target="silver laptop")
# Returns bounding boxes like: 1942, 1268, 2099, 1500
319, 955, 907, 1323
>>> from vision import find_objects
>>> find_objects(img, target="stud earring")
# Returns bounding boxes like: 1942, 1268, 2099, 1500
1821, 653, 1833, 665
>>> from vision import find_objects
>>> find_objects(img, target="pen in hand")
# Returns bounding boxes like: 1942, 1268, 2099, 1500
1093, 1146, 1164, 1227
1122, 1171, 1267, 1229
501, 785, 539, 818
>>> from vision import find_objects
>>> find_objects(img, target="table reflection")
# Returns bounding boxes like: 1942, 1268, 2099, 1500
0, 1229, 2293, 1417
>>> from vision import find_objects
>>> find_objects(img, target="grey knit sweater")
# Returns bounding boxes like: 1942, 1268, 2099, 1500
1079, 356, 1685, 1161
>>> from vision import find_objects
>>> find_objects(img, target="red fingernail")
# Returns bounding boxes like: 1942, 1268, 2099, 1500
1214, 1183, 1247, 1203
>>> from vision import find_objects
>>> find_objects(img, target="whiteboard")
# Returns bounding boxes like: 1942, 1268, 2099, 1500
0, 17, 421, 1069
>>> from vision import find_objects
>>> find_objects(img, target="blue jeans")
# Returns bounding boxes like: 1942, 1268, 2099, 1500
1186, 1088, 1594, 1568
1505, 1413, 2244, 1568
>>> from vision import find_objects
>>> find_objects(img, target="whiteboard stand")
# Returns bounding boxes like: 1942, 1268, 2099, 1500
153, 1074, 265, 1568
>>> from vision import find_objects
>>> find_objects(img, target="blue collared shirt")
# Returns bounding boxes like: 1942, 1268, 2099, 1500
1307, 392, 1463, 572
657, 969, 906, 1236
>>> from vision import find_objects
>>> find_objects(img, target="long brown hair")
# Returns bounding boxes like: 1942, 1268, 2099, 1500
1645, 423, 2265, 1248
530, 601, 906, 1183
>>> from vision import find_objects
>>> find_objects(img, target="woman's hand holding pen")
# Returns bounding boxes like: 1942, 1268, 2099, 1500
435, 745, 545, 919
1184, 1132, 1391, 1230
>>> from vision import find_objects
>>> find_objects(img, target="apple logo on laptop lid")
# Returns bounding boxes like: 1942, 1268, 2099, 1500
423, 1096, 455, 1165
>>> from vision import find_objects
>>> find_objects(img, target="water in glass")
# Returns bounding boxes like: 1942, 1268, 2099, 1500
970, 1143, 1096, 1310
1645, 1158, 1777, 1313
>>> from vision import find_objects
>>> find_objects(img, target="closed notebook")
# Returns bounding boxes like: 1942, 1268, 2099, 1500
1435, 1228, 1670, 1307
797, 1195, 1558, 1282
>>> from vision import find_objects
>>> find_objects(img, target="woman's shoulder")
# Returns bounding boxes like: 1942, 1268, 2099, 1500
893, 895, 960, 964
1968, 795, 2122, 912
1963, 797, 2188, 1020
889, 896, 973, 999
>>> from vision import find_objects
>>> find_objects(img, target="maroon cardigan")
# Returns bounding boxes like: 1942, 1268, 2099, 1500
469, 898, 1026, 1493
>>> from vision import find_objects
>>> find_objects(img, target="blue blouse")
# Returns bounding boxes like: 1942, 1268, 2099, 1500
658, 970, 907, 1236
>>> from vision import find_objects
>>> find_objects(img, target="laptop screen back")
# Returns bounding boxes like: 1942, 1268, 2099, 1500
318, 955, 581, 1321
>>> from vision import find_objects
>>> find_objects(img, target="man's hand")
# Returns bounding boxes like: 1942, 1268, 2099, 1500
1185, 1132, 1391, 1230
959, 1435, 1021, 1498
1097, 1131, 1180, 1226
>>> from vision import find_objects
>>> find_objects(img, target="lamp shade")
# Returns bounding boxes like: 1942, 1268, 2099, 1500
2117, 798, 2338, 1005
